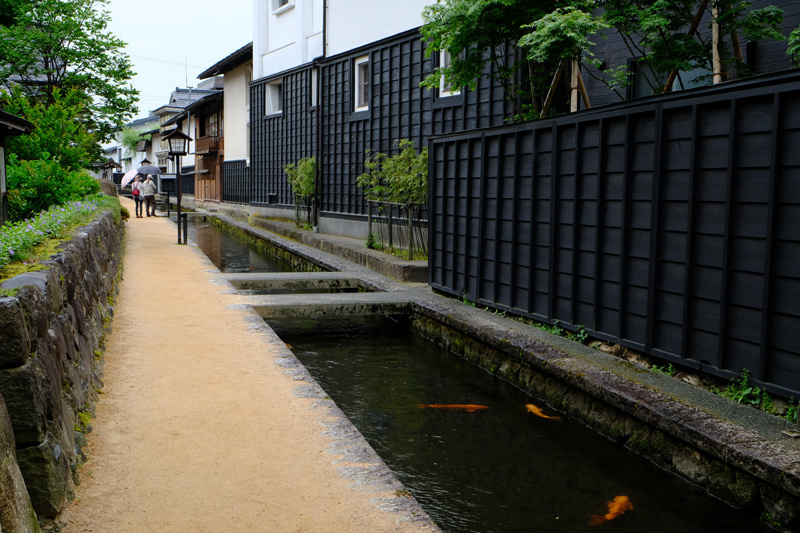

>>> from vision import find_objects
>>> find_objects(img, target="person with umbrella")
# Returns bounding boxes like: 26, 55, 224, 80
141, 175, 158, 217
132, 175, 144, 218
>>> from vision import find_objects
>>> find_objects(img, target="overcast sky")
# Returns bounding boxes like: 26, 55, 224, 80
104, 0, 253, 122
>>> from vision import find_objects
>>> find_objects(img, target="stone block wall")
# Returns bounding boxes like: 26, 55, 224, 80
0, 210, 124, 529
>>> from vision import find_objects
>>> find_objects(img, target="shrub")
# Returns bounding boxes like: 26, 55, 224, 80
357, 139, 428, 206
284, 156, 316, 227
6, 155, 100, 222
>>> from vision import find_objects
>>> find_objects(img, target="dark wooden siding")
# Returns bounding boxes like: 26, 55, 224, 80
318, 29, 513, 216
583, 0, 800, 108
222, 159, 249, 204
250, 68, 316, 206
429, 70, 800, 398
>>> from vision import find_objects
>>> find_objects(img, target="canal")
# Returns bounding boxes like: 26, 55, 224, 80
184, 215, 768, 533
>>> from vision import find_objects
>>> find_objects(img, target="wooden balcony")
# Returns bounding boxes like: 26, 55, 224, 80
195, 135, 222, 155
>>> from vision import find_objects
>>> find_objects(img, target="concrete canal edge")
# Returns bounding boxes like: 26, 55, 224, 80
201, 208, 800, 532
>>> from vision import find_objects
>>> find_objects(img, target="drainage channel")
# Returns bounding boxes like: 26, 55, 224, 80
190, 215, 768, 532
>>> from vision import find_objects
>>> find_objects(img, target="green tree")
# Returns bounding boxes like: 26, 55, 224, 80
421, 0, 556, 116
788, 26, 800, 67
357, 140, 428, 206
0, 0, 138, 143
599, 0, 784, 95
2, 87, 101, 220
284, 156, 316, 227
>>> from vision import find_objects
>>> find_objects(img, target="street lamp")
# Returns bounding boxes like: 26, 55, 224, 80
162, 128, 192, 244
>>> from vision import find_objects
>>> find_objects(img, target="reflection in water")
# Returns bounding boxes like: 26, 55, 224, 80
178, 215, 292, 273
269, 315, 767, 533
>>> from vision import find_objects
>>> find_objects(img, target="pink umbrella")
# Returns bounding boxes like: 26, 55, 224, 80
120, 168, 140, 188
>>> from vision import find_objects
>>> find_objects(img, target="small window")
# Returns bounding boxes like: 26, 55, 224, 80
245, 68, 252, 110
439, 50, 460, 97
310, 68, 319, 108
272, 0, 293, 13
265, 80, 283, 116
354, 55, 369, 112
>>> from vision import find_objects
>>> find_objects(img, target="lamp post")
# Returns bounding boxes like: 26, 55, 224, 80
163, 128, 192, 244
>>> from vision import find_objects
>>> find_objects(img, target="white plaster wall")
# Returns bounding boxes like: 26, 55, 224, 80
254, 0, 324, 80
224, 62, 253, 161
326, 0, 429, 57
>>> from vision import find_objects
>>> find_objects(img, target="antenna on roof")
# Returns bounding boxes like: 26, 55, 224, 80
185, 57, 188, 88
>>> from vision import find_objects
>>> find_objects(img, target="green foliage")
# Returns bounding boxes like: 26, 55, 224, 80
519, 6, 607, 65
600, 0, 709, 94
0, 0, 138, 143
120, 128, 143, 159
357, 140, 428, 206
708, 368, 779, 415
789, 27, 800, 67
284, 156, 316, 201
365, 232, 380, 250
0, 194, 112, 271
599, 0, 785, 95
6, 156, 100, 222
420, 0, 552, 116
785, 398, 798, 423
284, 156, 316, 227
652, 363, 677, 376
2, 86, 100, 170
535, 320, 564, 337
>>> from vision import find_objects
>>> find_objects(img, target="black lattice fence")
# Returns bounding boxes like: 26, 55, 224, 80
429, 70, 800, 398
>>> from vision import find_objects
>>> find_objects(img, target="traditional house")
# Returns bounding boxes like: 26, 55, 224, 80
245, 0, 800, 238
189, 43, 254, 203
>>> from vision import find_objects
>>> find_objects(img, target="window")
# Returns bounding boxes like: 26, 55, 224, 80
628, 60, 711, 100
310, 68, 319, 108
204, 112, 218, 137
354, 56, 370, 112
265, 80, 283, 116
272, 0, 293, 13
439, 50, 460, 97
245, 68, 252, 110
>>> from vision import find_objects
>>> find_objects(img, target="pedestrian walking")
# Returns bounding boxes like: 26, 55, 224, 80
131, 175, 144, 218
141, 175, 158, 217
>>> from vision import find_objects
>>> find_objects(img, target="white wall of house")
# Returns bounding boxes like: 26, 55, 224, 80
254, 0, 323, 79
224, 61, 253, 162
325, 0, 429, 57
253, 0, 430, 80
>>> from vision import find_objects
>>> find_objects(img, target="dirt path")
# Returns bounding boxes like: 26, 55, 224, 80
60, 198, 435, 532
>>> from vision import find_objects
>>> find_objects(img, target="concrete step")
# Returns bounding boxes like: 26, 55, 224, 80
239, 291, 417, 318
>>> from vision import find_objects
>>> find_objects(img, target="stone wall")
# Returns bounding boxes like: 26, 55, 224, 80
0, 210, 124, 529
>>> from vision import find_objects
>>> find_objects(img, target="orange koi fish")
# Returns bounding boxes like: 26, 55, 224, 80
589, 495, 633, 526
525, 403, 561, 420
417, 404, 489, 413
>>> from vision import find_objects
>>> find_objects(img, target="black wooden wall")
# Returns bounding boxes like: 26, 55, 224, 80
250, 67, 317, 206
222, 159, 249, 204
429, 70, 800, 398
249, 29, 514, 218
316, 29, 515, 216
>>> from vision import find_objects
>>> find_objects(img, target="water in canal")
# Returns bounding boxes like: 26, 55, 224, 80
268, 315, 767, 533
182, 217, 767, 532
179, 214, 292, 273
